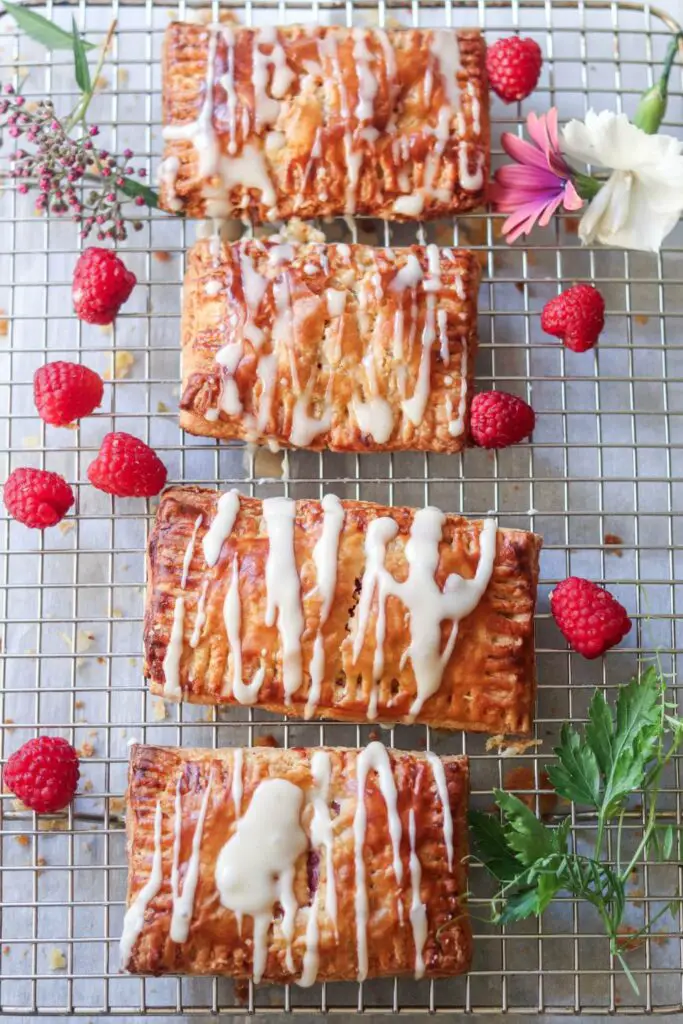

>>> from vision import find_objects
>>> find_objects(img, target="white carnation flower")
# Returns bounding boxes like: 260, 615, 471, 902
561, 109, 683, 252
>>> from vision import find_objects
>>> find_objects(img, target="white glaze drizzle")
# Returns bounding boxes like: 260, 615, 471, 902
158, 156, 183, 212
205, 279, 222, 297
352, 511, 497, 720
181, 515, 203, 588
425, 752, 454, 871
263, 497, 304, 703
353, 742, 403, 981
190, 580, 209, 648
215, 778, 307, 983
408, 809, 428, 979
162, 595, 185, 700
170, 771, 213, 943
467, 80, 481, 135
429, 31, 463, 111
458, 147, 485, 192
223, 553, 267, 702
220, 26, 238, 154
256, 351, 278, 435
305, 495, 345, 719
119, 801, 163, 966
164, 27, 220, 178
239, 243, 268, 347
203, 489, 241, 568
353, 29, 378, 121
298, 750, 337, 987
402, 245, 440, 427
253, 26, 295, 127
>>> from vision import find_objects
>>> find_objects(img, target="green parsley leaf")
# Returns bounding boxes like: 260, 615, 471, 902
547, 722, 602, 807
118, 176, 159, 209
2, 1, 95, 50
493, 790, 558, 867
469, 809, 523, 882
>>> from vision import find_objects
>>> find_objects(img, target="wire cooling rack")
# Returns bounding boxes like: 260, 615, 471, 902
1, 0, 683, 1017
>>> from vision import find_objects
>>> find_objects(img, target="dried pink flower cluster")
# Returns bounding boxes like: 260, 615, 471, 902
2, 84, 148, 241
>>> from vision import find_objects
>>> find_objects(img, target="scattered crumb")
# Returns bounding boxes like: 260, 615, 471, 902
88, 729, 98, 738
77, 741, 96, 758
514, 281, 525, 293
75, 700, 85, 710
153, 250, 172, 263
3, 718, 14, 733
120, 728, 127, 738
564, 216, 580, 235
93, 75, 109, 92
81, 779, 94, 793
77, 630, 95, 654
59, 631, 74, 651
15, 835, 30, 847
157, 401, 170, 413
254, 734, 279, 748
36, 856, 46, 867
200, 707, 213, 722
616, 925, 645, 953
22, 435, 39, 448
604, 532, 624, 556
2, 945, 10, 955
252, 447, 283, 479
112, 608, 124, 618
98, 324, 112, 335
634, 314, 649, 326
277, 217, 325, 244
171, 385, 180, 397
48, 948, 67, 971
97, 656, 106, 665
109, 796, 126, 816
234, 978, 249, 1004
368, 729, 380, 741
0, 310, 8, 336
151, 698, 167, 721
503, 766, 557, 817
630, 886, 645, 908
12, 798, 28, 812
485, 735, 543, 757
116, 67, 129, 86
57, 520, 75, 535
103, 350, 135, 380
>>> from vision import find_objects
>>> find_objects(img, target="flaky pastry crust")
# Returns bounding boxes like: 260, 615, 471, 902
144, 488, 541, 733
180, 239, 480, 452
160, 23, 489, 221
123, 743, 471, 982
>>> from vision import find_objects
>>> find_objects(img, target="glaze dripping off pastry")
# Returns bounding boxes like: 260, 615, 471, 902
121, 743, 471, 983
144, 489, 541, 734
180, 239, 480, 452
160, 24, 489, 221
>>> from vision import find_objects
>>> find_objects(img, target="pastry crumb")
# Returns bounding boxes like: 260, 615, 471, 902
564, 216, 580, 235
0, 310, 8, 336
12, 797, 28, 812
116, 67, 129, 86
77, 630, 95, 653
98, 323, 112, 335
112, 608, 123, 618
634, 314, 649, 326
151, 698, 167, 721
104, 350, 135, 380
604, 532, 624, 555
75, 700, 85, 709
93, 74, 109, 92
254, 734, 279, 748
153, 250, 172, 263
77, 741, 96, 758
485, 735, 543, 757
48, 948, 67, 971
81, 779, 94, 793
2, 945, 10, 955
36, 855, 47, 867
57, 520, 75, 535
276, 217, 325, 244
157, 400, 170, 413
15, 834, 30, 847
109, 795, 126, 816
22, 435, 39, 448
3, 718, 15, 733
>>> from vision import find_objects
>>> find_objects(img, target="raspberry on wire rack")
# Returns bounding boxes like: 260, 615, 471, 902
72, 246, 137, 325
4, 737, 80, 813
33, 361, 104, 426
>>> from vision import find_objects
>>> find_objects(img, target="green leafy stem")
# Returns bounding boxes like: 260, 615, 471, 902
470, 666, 683, 993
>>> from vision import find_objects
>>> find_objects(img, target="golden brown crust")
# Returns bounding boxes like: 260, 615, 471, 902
180, 239, 480, 452
160, 23, 489, 221
144, 488, 541, 734
123, 743, 471, 981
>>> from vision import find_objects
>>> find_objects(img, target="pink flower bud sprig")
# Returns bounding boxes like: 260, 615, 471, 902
2, 88, 153, 241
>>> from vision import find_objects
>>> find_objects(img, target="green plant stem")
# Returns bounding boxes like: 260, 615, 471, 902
573, 171, 603, 201
64, 18, 116, 133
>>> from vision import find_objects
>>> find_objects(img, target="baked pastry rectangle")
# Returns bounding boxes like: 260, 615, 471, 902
180, 239, 480, 452
160, 23, 489, 221
144, 488, 541, 734
121, 742, 471, 983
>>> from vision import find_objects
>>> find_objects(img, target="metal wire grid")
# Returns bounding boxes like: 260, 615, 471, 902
0, 0, 682, 1016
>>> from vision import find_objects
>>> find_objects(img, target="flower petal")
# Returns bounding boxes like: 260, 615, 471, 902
495, 164, 565, 190
501, 131, 548, 169
537, 192, 565, 228
562, 180, 584, 212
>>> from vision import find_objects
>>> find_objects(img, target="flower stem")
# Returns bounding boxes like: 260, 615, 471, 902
64, 18, 116, 134
633, 31, 683, 134
572, 171, 602, 201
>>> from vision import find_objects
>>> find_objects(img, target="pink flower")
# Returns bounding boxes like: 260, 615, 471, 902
490, 108, 583, 242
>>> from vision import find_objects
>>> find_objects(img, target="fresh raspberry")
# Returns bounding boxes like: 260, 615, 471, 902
486, 37, 543, 103
87, 431, 167, 497
72, 247, 136, 325
550, 577, 632, 659
3, 467, 75, 529
34, 361, 104, 426
541, 284, 605, 353
4, 736, 80, 813
470, 391, 535, 449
